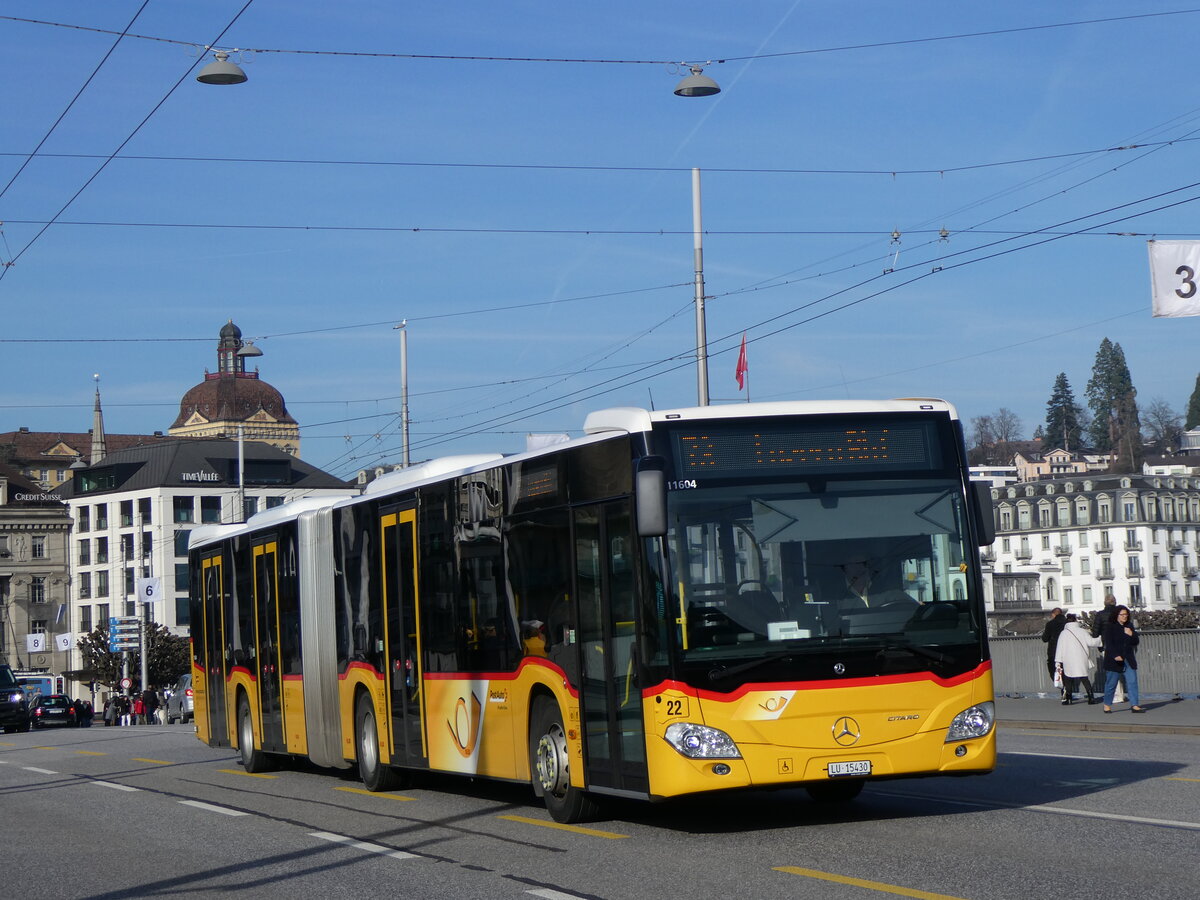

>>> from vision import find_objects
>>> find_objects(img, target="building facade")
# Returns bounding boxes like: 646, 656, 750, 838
0, 463, 72, 674
982, 473, 1200, 634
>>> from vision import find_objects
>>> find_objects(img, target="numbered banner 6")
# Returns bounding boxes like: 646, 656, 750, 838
1148, 239, 1200, 318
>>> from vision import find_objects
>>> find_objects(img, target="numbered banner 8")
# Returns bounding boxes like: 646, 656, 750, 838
1148, 240, 1200, 318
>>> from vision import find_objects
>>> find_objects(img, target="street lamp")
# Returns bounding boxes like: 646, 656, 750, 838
674, 64, 720, 97
197, 50, 248, 85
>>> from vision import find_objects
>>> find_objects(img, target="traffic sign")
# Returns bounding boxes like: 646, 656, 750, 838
120, 677, 133, 690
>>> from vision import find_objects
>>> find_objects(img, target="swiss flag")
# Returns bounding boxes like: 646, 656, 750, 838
734, 332, 748, 390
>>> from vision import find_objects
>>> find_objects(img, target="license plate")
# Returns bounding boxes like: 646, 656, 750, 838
828, 760, 871, 777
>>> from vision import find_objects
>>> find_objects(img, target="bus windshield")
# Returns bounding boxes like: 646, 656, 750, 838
665, 476, 982, 661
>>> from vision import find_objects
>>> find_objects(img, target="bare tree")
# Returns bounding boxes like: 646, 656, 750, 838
1142, 397, 1183, 451
992, 408, 1023, 443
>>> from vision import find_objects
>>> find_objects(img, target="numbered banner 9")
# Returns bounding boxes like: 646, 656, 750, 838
1148, 240, 1200, 317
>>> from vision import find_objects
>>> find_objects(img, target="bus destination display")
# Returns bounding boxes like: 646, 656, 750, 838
672, 421, 941, 476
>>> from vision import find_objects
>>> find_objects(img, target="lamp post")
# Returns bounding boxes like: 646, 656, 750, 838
692, 168, 710, 406
394, 322, 411, 468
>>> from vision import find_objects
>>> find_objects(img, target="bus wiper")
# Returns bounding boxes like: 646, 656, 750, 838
708, 649, 795, 683
876, 640, 951, 667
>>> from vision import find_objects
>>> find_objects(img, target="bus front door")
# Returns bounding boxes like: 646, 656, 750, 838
199, 553, 229, 746
381, 507, 426, 767
573, 502, 649, 796
253, 541, 285, 753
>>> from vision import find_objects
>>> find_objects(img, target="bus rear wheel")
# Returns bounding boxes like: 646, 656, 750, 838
529, 698, 598, 824
356, 693, 400, 792
805, 779, 865, 803
237, 695, 276, 774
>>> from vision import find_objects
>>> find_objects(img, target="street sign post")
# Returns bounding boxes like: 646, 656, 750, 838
108, 616, 142, 653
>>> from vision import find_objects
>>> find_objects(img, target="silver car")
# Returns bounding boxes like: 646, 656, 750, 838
165, 675, 193, 724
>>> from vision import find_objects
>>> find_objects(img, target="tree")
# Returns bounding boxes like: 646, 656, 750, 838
968, 415, 995, 465
1186, 372, 1200, 431
992, 408, 1022, 443
1085, 338, 1142, 470
1142, 397, 1183, 451
1042, 373, 1083, 450
75, 621, 191, 691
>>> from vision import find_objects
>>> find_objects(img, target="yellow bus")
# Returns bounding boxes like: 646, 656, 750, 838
188, 400, 997, 822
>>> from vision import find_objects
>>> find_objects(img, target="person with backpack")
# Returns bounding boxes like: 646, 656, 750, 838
1054, 613, 1101, 705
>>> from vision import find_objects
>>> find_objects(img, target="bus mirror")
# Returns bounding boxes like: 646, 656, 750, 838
636, 457, 667, 537
972, 481, 996, 547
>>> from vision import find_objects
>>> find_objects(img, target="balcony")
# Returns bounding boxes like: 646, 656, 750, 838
1094, 543, 1112, 553
1126, 567, 1143, 578
1015, 550, 1032, 561
1124, 541, 1142, 551
1099, 569, 1115, 580
1154, 566, 1170, 577
1054, 545, 1071, 556
1170, 541, 1186, 552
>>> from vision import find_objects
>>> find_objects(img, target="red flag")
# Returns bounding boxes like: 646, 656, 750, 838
734, 332, 748, 390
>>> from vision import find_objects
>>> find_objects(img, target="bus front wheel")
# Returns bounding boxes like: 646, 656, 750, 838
529, 698, 598, 824
356, 693, 400, 792
237, 696, 276, 774
805, 779, 865, 803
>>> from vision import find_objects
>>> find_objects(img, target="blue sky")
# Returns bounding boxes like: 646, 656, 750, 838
4, 2, 1200, 479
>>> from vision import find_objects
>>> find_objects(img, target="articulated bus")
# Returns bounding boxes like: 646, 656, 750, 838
187, 400, 997, 822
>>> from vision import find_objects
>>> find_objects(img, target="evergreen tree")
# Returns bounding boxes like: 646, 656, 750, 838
1085, 338, 1141, 464
1042, 372, 1081, 450
1187, 373, 1200, 431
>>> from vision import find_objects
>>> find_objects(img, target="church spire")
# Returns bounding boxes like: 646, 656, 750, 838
90, 373, 107, 464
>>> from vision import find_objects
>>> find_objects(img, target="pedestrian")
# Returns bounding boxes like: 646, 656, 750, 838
119, 695, 131, 726
1102, 605, 1144, 713
1040, 607, 1066, 689
142, 687, 159, 726
103, 697, 116, 727
1053, 613, 1101, 705
133, 694, 146, 725
1090, 593, 1119, 695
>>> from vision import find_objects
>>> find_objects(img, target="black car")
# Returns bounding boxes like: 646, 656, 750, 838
0, 665, 31, 733
30, 694, 77, 728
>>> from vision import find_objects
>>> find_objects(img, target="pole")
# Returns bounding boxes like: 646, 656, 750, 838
692, 168, 709, 406
140, 601, 149, 699
395, 321, 411, 467
237, 424, 246, 522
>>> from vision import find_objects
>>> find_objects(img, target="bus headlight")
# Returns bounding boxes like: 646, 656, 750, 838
945, 701, 995, 742
664, 723, 742, 759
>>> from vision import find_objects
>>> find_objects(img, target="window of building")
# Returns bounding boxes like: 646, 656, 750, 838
1002, 537, 1011, 552
1017, 506, 1031, 529
1062, 559, 1072, 576
1076, 503, 1090, 525
30, 618, 47, 636
142, 531, 152, 560
201, 496, 222, 524
29, 577, 46, 604
120, 533, 134, 560
1000, 509, 1012, 530
95, 503, 108, 529
1082, 586, 1093, 604
1098, 502, 1111, 523
175, 563, 190, 593
243, 496, 259, 520
120, 500, 134, 527
1130, 584, 1143, 607
1039, 507, 1051, 528
266, 496, 284, 509
96, 537, 109, 564
1064, 587, 1073, 605
77, 506, 90, 532
1081, 558, 1091, 574
1124, 501, 1136, 521
175, 596, 190, 626
173, 496, 194, 523
124, 567, 135, 595
31, 535, 46, 559
78, 572, 91, 599
139, 497, 152, 524
173, 529, 191, 558
80, 605, 92, 635
96, 571, 109, 598
98, 603, 109, 624
78, 539, 90, 566
1046, 578, 1057, 602
1041, 535, 1051, 550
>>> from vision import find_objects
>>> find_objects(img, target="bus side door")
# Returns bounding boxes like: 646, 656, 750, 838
253, 540, 286, 753
198, 552, 229, 746
573, 501, 649, 796
380, 505, 426, 766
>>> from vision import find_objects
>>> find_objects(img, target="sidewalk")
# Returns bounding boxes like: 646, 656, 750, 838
995, 693, 1200, 736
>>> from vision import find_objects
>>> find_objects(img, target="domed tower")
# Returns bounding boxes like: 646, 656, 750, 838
169, 320, 301, 456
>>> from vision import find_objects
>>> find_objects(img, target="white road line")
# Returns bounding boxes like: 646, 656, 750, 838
92, 781, 140, 792
309, 831, 416, 860
179, 800, 248, 817
22, 766, 57, 775
526, 890, 591, 900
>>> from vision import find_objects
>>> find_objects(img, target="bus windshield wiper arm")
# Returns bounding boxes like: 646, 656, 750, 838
877, 640, 951, 667
708, 650, 794, 683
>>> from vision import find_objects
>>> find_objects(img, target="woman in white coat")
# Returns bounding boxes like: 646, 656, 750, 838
1054, 613, 1102, 705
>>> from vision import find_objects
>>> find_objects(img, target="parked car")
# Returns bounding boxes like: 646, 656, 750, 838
30, 694, 77, 728
165, 675, 193, 724
0, 664, 32, 733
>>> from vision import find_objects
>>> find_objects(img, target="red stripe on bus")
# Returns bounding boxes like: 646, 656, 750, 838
338, 661, 384, 681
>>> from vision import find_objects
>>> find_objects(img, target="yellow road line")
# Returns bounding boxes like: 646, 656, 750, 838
217, 767, 278, 779
1165, 776, 1200, 782
774, 866, 966, 899
133, 757, 171, 765
335, 786, 416, 801
75, 750, 107, 756
497, 814, 628, 839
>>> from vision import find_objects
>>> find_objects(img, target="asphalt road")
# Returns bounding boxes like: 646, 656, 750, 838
1, 722, 1195, 900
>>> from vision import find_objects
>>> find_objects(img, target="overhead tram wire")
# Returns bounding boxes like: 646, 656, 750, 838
0, 1, 259, 287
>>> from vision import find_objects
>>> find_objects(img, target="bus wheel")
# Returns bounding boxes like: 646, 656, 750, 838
237, 696, 275, 774
529, 698, 598, 824
355, 693, 400, 792
805, 780, 865, 803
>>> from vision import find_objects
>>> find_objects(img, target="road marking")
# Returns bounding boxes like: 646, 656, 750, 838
180, 800, 248, 816
22, 766, 58, 774
526, 890, 591, 899
1007, 751, 1116, 761
335, 786, 416, 801
217, 767, 277, 779
1164, 776, 1200, 782
775, 866, 967, 899
309, 831, 416, 860
133, 757, 171, 765
93, 781, 140, 792
0, 742, 15, 747
497, 814, 628, 839
76, 750, 107, 756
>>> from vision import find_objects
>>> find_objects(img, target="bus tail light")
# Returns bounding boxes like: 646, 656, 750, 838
944, 701, 994, 742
